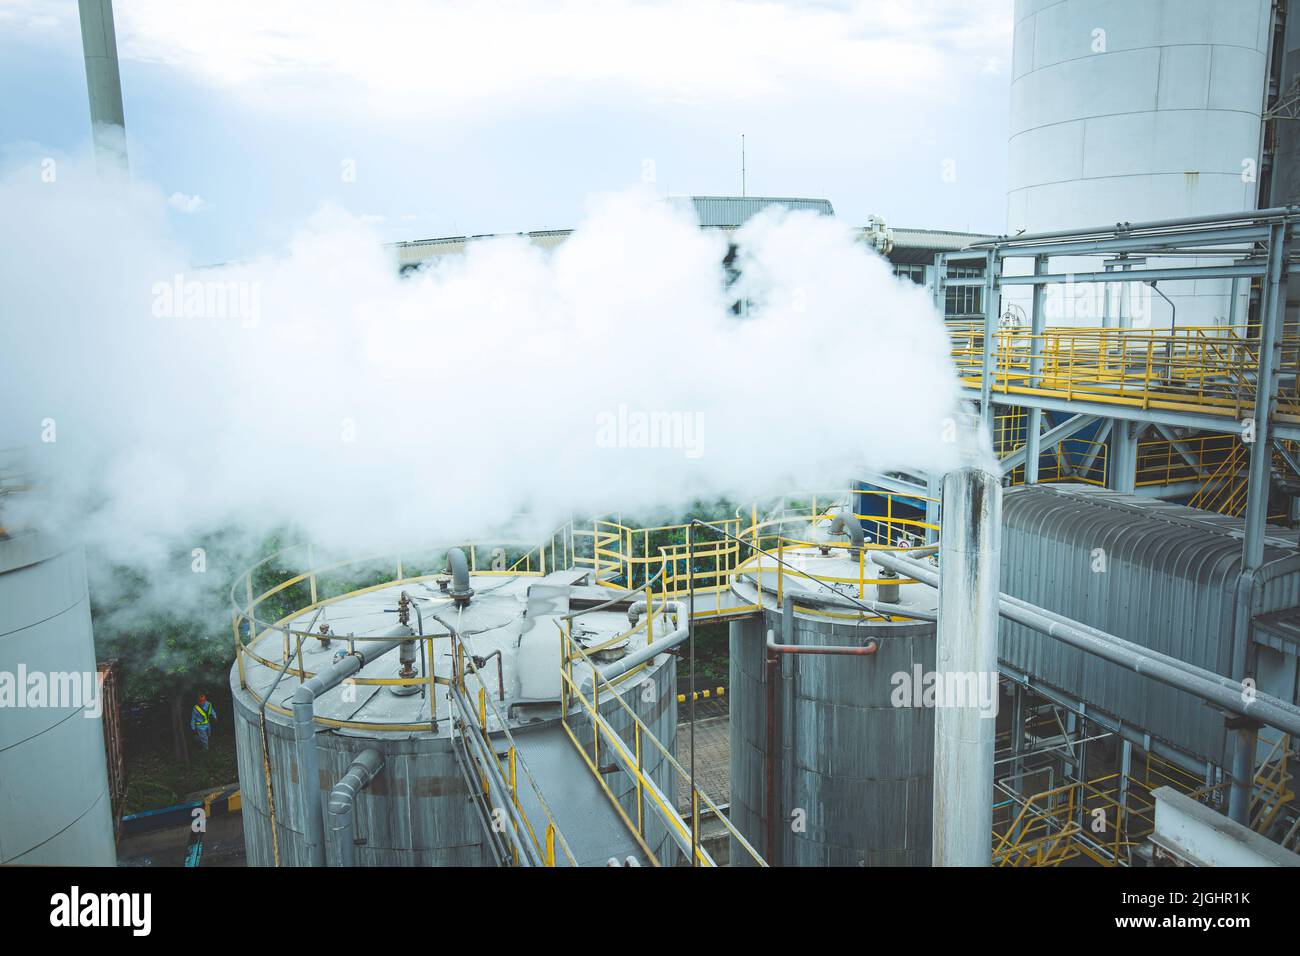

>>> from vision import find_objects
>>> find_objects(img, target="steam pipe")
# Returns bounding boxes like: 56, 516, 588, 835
930, 467, 1002, 867
292, 633, 407, 867
327, 748, 384, 867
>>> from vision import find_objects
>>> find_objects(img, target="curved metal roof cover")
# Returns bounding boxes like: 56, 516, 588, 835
999, 484, 1300, 766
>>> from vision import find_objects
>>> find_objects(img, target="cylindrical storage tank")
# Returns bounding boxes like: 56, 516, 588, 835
730, 603, 937, 866
231, 572, 679, 866
1007, 0, 1273, 326
0, 532, 117, 865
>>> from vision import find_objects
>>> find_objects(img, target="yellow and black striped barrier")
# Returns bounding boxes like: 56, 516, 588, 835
677, 687, 726, 703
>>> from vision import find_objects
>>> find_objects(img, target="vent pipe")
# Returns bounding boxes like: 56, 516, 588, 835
829, 510, 864, 560
77, 0, 129, 173
448, 547, 474, 606
327, 749, 384, 867
931, 466, 1002, 867
292, 633, 406, 867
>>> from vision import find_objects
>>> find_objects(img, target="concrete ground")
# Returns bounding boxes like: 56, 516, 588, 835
675, 696, 730, 813
116, 812, 246, 867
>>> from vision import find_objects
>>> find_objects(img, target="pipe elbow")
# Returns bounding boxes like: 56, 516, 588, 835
830, 510, 865, 553
448, 547, 474, 606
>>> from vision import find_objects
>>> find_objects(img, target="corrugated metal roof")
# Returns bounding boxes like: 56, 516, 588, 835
999, 484, 1300, 766
388, 200, 992, 270
888, 228, 992, 264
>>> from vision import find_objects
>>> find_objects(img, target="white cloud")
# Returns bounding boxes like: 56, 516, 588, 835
168, 191, 209, 214
57, 0, 1011, 119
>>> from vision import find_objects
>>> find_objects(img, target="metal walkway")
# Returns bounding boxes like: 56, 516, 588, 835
510, 722, 644, 866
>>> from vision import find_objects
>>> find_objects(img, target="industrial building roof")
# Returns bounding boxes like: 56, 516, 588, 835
390, 197, 989, 271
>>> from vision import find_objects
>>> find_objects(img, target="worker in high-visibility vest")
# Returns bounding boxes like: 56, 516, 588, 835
190, 694, 217, 751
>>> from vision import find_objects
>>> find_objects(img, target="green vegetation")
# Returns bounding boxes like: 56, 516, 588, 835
122, 731, 238, 815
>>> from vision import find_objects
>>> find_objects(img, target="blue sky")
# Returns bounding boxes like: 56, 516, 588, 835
0, 0, 1013, 264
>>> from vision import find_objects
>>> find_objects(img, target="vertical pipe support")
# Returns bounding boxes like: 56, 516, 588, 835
979, 249, 1000, 430
1024, 255, 1048, 484
1227, 718, 1261, 827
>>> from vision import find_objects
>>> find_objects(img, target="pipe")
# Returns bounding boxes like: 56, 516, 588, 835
829, 510, 864, 559
327, 749, 384, 867
585, 601, 689, 688
931, 466, 1002, 867
77, 0, 128, 173
765, 629, 877, 657
563, 566, 666, 621
968, 206, 1300, 248
765, 643, 780, 865
448, 547, 473, 606
874, 551, 1300, 739
292, 633, 406, 867
627, 599, 680, 628
1227, 720, 1261, 826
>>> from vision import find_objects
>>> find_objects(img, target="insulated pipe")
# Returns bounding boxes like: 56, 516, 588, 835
873, 551, 1300, 738
894, 549, 1300, 717
586, 601, 689, 688
931, 467, 1002, 867
327, 749, 384, 867
448, 547, 473, 606
292, 633, 406, 867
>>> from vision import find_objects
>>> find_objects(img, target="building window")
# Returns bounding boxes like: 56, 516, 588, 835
893, 263, 926, 285
945, 264, 984, 318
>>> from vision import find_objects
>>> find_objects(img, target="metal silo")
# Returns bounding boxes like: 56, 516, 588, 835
230, 547, 682, 866
725, 513, 941, 866
1007, 0, 1273, 327
0, 532, 117, 866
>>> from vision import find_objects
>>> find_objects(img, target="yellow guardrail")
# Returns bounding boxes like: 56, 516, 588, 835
992, 772, 1149, 867
1185, 733, 1295, 836
579, 489, 939, 618
447, 618, 578, 867
951, 322, 1300, 421
556, 619, 768, 867
230, 535, 565, 732
1134, 432, 1238, 487
230, 489, 936, 867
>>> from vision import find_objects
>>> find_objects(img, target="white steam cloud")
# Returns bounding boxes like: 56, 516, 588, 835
1, 157, 963, 569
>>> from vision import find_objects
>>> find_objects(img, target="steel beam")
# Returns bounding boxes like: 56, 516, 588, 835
965, 388, 1300, 442
1000, 413, 1097, 476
